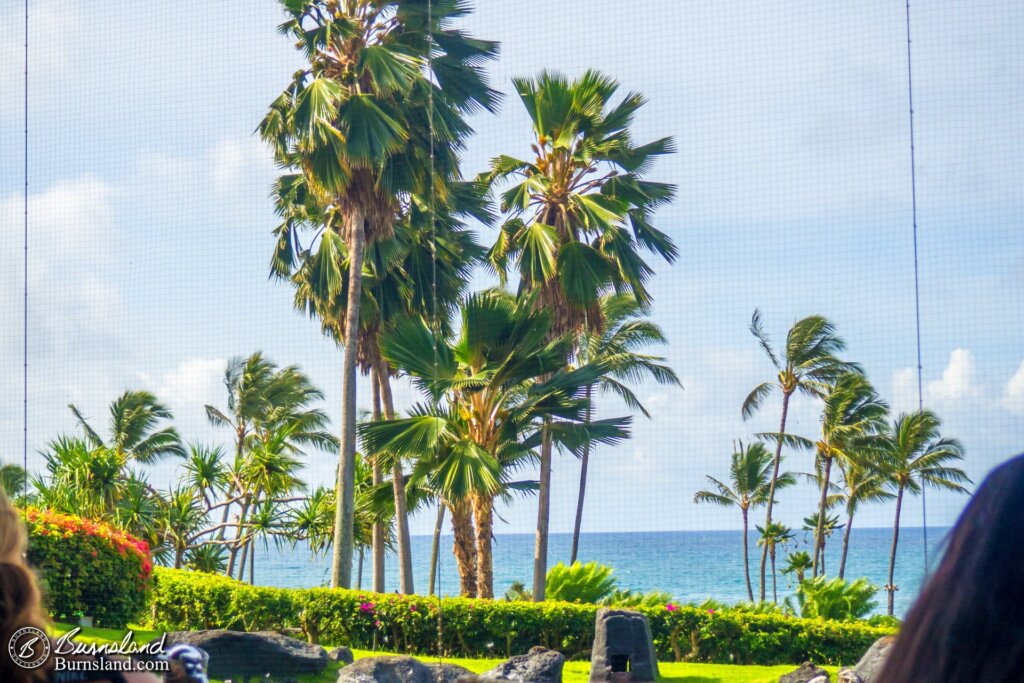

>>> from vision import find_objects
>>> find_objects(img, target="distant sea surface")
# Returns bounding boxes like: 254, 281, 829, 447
253, 527, 947, 617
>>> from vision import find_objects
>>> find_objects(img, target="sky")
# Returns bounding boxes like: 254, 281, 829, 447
0, 0, 1022, 538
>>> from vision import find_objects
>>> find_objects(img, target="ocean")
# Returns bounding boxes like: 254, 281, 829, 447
252, 526, 945, 617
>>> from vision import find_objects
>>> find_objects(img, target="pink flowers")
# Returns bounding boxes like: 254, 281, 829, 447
665, 603, 678, 612
707, 609, 716, 615
409, 604, 418, 612
374, 620, 383, 628
359, 602, 375, 614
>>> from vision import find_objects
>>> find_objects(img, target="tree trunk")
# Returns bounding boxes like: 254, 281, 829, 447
249, 538, 255, 585
449, 500, 478, 598
370, 366, 386, 594
473, 494, 495, 599
839, 505, 854, 579
357, 547, 364, 590
227, 497, 251, 578
887, 484, 904, 616
570, 385, 594, 565
760, 390, 791, 602
330, 211, 366, 590
429, 503, 445, 596
812, 452, 833, 578
770, 550, 778, 603
236, 537, 249, 582
378, 364, 414, 595
742, 508, 753, 602
532, 423, 553, 601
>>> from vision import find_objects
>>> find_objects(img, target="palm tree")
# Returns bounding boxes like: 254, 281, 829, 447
69, 390, 184, 464
807, 372, 888, 577
694, 441, 795, 601
800, 511, 842, 577
741, 311, 854, 600
757, 521, 794, 604
0, 463, 27, 500
878, 410, 970, 615
261, 0, 498, 590
571, 294, 679, 565
485, 70, 677, 600
781, 550, 812, 585
835, 449, 893, 579
362, 290, 630, 598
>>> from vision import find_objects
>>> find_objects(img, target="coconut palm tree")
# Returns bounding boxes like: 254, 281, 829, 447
757, 521, 794, 603
570, 294, 679, 565
362, 290, 630, 598
877, 410, 970, 615
485, 70, 677, 600
781, 550, 813, 585
69, 390, 184, 465
694, 441, 795, 601
741, 311, 855, 600
800, 511, 843, 577
835, 449, 893, 579
261, 0, 498, 589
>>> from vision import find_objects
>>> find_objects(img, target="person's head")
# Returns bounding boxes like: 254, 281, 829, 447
877, 453, 1024, 683
0, 486, 49, 683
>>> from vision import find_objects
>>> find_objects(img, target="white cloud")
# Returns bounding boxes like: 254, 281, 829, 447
890, 366, 919, 414
1002, 361, 1024, 416
927, 348, 981, 402
147, 358, 225, 409
212, 137, 274, 196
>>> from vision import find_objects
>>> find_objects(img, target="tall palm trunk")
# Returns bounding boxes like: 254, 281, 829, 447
473, 493, 495, 599
760, 390, 792, 601
886, 484, 904, 616
249, 539, 255, 585
770, 548, 778, 603
741, 507, 753, 602
449, 500, 478, 597
378, 362, 414, 595
331, 212, 365, 589
357, 548, 364, 590
370, 366, 386, 593
428, 503, 445, 596
838, 505, 854, 579
532, 424, 553, 601
812, 452, 833, 577
570, 385, 594, 565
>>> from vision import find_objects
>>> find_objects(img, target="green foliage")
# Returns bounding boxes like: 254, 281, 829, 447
24, 508, 153, 628
150, 567, 892, 664
603, 589, 675, 609
545, 562, 617, 604
793, 577, 879, 621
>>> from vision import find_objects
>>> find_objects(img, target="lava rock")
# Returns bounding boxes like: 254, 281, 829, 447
779, 661, 830, 683
164, 630, 327, 682
837, 636, 896, 683
330, 646, 356, 665
335, 655, 450, 683
589, 608, 659, 683
481, 646, 565, 683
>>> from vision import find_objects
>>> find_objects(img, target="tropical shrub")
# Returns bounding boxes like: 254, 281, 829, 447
545, 562, 617, 604
791, 576, 879, 621
150, 568, 893, 664
24, 508, 153, 627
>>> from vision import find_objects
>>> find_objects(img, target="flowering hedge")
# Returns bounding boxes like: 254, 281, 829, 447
24, 508, 153, 628
150, 567, 893, 665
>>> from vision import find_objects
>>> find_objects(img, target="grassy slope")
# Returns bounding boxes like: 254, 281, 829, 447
55, 624, 838, 683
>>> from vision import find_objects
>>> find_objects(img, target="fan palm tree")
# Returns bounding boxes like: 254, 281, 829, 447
757, 521, 794, 603
741, 311, 855, 600
835, 449, 893, 579
69, 390, 184, 464
362, 290, 630, 598
485, 70, 676, 600
260, 0, 498, 590
877, 410, 970, 615
694, 441, 795, 601
570, 294, 679, 565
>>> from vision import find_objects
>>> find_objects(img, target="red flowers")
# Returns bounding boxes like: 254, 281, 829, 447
22, 507, 153, 580
665, 603, 678, 612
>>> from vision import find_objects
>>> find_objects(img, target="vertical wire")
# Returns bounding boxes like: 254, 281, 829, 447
23, 0, 29, 502
905, 0, 929, 572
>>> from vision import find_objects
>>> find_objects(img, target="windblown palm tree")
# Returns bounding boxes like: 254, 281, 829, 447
70, 390, 184, 464
835, 449, 893, 579
362, 290, 630, 598
757, 521, 794, 604
261, 0, 498, 589
485, 70, 676, 600
694, 441, 795, 601
571, 294, 679, 564
741, 311, 855, 600
877, 410, 969, 615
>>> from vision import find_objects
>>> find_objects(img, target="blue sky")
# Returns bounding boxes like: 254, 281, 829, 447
1, 0, 1021, 536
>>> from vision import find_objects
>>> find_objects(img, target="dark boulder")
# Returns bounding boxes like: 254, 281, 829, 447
335, 655, 475, 683
164, 630, 327, 682
589, 608, 659, 683
330, 646, 355, 665
778, 661, 830, 683
837, 635, 896, 683
480, 646, 565, 683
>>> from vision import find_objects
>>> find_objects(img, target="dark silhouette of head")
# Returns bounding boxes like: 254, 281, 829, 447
877, 453, 1024, 682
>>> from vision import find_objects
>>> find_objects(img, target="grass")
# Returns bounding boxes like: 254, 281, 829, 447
55, 623, 838, 683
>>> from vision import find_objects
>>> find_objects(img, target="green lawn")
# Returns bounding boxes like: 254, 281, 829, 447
56, 623, 835, 683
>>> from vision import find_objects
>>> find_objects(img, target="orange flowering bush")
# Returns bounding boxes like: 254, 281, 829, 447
23, 507, 153, 627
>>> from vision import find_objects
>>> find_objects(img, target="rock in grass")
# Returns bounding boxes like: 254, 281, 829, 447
836, 635, 896, 683
589, 608, 659, 683
329, 646, 355, 665
778, 661, 830, 683
336, 655, 473, 683
480, 646, 565, 683
164, 630, 327, 682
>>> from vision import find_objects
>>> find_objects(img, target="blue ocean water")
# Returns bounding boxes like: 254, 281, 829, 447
253, 527, 946, 617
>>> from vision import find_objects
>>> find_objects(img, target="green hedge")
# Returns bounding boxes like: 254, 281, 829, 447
24, 508, 154, 628
149, 567, 893, 665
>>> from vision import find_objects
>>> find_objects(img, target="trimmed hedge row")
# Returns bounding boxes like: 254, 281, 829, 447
149, 567, 893, 665
25, 508, 153, 627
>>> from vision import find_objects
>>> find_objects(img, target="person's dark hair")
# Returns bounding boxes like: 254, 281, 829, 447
877, 453, 1024, 683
